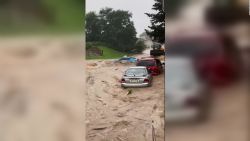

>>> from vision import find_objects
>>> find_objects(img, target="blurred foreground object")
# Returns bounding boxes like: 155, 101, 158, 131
0, 36, 85, 141
206, 0, 250, 26
167, 29, 242, 86
165, 0, 249, 140
165, 57, 211, 123
0, 1, 85, 141
0, 0, 83, 34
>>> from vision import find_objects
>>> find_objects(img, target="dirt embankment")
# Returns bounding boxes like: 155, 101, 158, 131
86, 60, 165, 141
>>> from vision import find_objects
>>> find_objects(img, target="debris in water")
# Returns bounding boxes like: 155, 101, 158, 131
127, 89, 132, 95
116, 112, 126, 117
88, 63, 97, 67
92, 126, 107, 130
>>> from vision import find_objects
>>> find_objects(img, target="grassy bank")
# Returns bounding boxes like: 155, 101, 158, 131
86, 46, 126, 60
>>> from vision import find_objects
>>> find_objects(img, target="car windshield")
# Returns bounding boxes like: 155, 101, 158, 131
125, 68, 147, 76
165, 63, 197, 86
137, 60, 155, 66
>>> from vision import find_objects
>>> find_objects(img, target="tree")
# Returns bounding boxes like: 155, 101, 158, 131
86, 8, 137, 53
86, 12, 102, 42
145, 0, 165, 44
99, 8, 137, 52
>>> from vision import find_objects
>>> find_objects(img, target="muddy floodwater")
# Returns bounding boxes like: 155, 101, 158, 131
86, 59, 165, 141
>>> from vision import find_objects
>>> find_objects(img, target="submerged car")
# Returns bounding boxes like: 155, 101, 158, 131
136, 58, 163, 76
121, 66, 153, 88
165, 57, 211, 123
150, 42, 165, 56
117, 57, 138, 63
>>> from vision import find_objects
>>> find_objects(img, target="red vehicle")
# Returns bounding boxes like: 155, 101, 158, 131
167, 33, 241, 85
136, 58, 163, 76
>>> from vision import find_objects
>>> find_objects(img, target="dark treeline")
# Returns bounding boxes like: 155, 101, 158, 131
145, 0, 165, 44
86, 8, 146, 53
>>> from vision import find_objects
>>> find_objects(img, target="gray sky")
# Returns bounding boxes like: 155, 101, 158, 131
86, 0, 155, 37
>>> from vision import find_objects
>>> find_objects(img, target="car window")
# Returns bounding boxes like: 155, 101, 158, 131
167, 40, 223, 57
137, 60, 155, 66
165, 63, 198, 86
125, 68, 147, 76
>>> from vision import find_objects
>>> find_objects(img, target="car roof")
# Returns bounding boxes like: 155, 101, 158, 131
128, 66, 147, 69
139, 58, 155, 61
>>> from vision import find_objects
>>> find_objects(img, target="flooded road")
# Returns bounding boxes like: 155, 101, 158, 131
86, 58, 165, 141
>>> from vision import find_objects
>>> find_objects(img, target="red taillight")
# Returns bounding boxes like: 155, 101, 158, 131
143, 78, 149, 83
121, 78, 125, 83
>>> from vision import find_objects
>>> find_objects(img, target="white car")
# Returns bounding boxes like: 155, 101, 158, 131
165, 57, 211, 123
121, 66, 153, 88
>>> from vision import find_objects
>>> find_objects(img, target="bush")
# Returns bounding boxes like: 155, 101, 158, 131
86, 42, 93, 49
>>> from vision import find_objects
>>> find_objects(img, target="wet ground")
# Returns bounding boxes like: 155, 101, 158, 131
86, 59, 165, 141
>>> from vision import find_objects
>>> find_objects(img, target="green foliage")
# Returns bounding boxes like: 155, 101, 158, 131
42, 0, 83, 31
86, 8, 137, 53
145, 0, 165, 43
86, 42, 93, 49
86, 12, 102, 41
